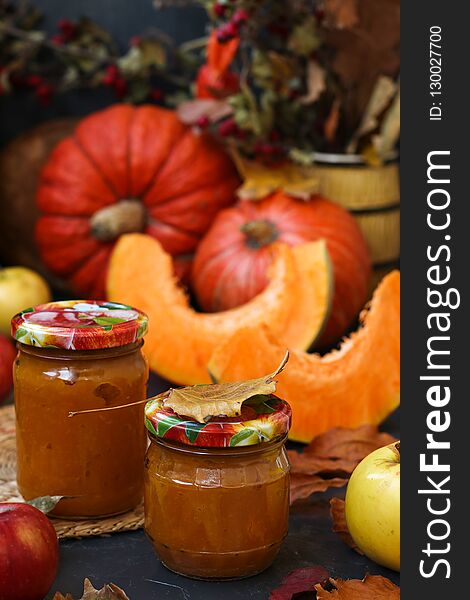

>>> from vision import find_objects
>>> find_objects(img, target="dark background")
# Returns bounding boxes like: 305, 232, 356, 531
0, 0, 207, 147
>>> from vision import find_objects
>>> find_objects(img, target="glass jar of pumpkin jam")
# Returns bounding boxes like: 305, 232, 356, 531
11, 300, 149, 518
143, 395, 291, 579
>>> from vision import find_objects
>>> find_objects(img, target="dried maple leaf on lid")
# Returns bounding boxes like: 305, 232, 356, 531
329, 497, 363, 555
315, 575, 400, 599
158, 351, 289, 423
53, 578, 130, 600
269, 565, 330, 600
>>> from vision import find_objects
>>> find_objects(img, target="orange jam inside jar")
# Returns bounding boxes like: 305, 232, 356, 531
143, 394, 291, 580
11, 300, 149, 518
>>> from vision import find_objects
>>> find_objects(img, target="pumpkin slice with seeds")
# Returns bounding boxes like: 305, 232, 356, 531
209, 271, 400, 442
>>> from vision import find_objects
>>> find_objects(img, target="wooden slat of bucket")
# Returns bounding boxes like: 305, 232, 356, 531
354, 208, 400, 264
311, 162, 399, 210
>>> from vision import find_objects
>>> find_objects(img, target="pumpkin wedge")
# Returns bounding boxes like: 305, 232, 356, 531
107, 233, 332, 384
209, 271, 400, 442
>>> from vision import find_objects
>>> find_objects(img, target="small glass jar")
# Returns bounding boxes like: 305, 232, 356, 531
11, 300, 149, 518
144, 395, 291, 580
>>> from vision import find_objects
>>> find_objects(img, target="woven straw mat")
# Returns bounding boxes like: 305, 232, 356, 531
0, 404, 144, 538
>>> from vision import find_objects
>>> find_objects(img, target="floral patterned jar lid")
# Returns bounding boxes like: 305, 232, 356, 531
11, 300, 148, 350
144, 394, 291, 448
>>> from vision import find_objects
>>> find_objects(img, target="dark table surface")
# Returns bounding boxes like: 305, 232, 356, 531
45, 373, 400, 599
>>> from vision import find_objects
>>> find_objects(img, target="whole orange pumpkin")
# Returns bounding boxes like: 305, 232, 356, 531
35, 104, 239, 297
191, 192, 371, 348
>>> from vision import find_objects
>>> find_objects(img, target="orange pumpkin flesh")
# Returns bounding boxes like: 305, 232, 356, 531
107, 233, 332, 385
209, 271, 400, 443
36, 104, 239, 297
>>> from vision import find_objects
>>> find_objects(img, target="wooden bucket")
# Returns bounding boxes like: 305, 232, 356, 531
311, 153, 400, 287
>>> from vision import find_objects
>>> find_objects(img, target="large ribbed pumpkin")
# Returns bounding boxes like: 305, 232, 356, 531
35, 104, 239, 297
192, 192, 371, 347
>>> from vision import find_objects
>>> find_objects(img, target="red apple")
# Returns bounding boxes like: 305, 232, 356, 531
0, 334, 16, 403
0, 503, 59, 600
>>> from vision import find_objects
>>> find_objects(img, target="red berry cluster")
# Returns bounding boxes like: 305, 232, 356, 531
102, 65, 128, 99
196, 115, 210, 129
217, 117, 247, 139
51, 18, 77, 45
9, 73, 54, 106
215, 7, 250, 43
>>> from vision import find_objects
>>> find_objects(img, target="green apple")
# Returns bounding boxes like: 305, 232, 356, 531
345, 441, 400, 571
0, 267, 51, 336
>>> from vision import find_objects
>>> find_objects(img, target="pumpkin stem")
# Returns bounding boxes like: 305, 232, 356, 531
90, 199, 147, 242
240, 219, 278, 248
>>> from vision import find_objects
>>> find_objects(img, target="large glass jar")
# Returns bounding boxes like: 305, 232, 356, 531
144, 395, 291, 579
11, 300, 149, 518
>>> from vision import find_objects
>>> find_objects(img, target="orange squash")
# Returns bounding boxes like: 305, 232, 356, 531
209, 271, 400, 442
35, 105, 239, 297
107, 233, 332, 385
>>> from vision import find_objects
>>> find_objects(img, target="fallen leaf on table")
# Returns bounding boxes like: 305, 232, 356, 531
233, 153, 319, 200
316, 575, 400, 598
53, 578, 130, 600
330, 497, 363, 555
287, 450, 356, 475
323, 0, 359, 29
269, 565, 330, 600
290, 474, 348, 504
288, 425, 396, 504
305, 424, 396, 462
153, 351, 288, 423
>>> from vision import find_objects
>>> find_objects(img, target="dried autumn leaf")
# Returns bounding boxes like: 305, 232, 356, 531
324, 99, 341, 143
177, 98, 233, 125
315, 575, 400, 599
299, 60, 326, 105
375, 86, 400, 159
330, 497, 364, 555
287, 451, 357, 476
347, 76, 397, 153
290, 474, 348, 504
323, 0, 359, 29
288, 425, 396, 503
158, 352, 289, 423
325, 0, 400, 130
233, 153, 318, 200
305, 425, 397, 462
269, 565, 330, 600
288, 16, 321, 56
53, 578, 129, 600
26, 495, 65, 514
